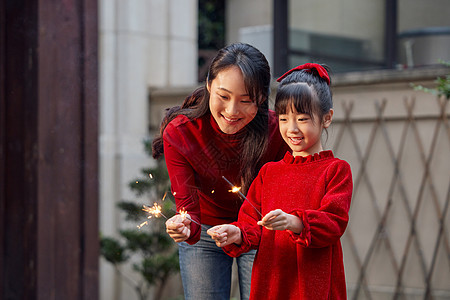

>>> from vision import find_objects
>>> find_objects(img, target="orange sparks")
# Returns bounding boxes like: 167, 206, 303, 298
137, 221, 148, 229
178, 209, 203, 227
222, 175, 263, 218
161, 191, 168, 201
230, 186, 241, 193
142, 203, 162, 218
137, 203, 167, 229
179, 209, 188, 220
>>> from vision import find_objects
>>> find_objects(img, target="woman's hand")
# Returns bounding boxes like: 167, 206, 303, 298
165, 214, 191, 243
257, 209, 303, 233
207, 225, 242, 247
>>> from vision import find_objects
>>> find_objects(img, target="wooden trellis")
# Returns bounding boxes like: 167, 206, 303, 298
332, 96, 450, 300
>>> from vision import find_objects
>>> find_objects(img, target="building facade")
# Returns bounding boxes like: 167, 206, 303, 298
100, 1, 449, 299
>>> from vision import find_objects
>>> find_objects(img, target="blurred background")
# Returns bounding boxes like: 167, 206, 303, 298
1, 0, 449, 299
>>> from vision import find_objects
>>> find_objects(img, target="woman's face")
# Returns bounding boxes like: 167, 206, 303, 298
208, 66, 258, 134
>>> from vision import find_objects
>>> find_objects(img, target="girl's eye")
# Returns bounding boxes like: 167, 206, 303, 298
241, 99, 252, 104
218, 94, 228, 100
297, 114, 310, 121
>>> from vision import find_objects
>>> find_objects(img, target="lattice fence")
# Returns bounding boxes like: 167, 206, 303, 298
330, 96, 450, 300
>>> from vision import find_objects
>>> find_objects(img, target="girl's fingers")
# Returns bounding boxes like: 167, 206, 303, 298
258, 214, 278, 226
207, 225, 222, 236
262, 209, 282, 222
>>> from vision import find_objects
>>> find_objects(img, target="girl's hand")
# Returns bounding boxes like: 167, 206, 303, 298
165, 214, 191, 243
207, 225, 242, 247
257, 209, 303, 233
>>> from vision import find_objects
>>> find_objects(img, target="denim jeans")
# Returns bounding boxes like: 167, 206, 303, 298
178, 225, 256, 300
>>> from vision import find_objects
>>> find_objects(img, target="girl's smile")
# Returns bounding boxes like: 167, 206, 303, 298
279, 106, 333, 157
287, 136, 304, 145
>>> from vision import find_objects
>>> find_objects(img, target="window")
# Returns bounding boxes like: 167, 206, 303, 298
274, 0, 450, 74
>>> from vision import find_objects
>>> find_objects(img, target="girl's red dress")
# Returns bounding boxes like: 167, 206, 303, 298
163, 110, 288, 244
223, 150, 353, 299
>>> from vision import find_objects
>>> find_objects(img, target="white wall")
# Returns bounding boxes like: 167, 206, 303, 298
99, 0, 197, 299
226, 0, 272, 43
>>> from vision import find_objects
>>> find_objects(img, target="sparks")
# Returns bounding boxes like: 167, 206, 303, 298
161, 191, 168, 201
137, 221, 148, 229
178, 208, 199, 225
179, 208, 188, 219
149, 173, 153, 179
178, 208, 207, 229
222, 176, 262, 217
137, 203, 170, 229
142, 203, 168, 219
230, 186, 240, 193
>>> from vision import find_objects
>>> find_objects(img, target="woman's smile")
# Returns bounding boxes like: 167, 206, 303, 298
209, 66, 258, 134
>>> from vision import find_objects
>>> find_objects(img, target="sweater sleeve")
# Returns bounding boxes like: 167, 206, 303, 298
289, 160, 353, 248
222, 166, 266, 257
163, 128, 201, 244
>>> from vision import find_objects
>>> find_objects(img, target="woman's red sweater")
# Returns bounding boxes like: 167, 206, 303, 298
163, 111, 288, 244
223, 151, 353, 299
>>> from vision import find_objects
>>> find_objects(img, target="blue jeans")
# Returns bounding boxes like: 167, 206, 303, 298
178, 225, 256, 300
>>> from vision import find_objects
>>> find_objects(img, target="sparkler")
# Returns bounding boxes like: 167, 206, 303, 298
178, 209, 208, 230
178, 209, 200, 225
137, 202, 168, 229
222, 176, 262, 217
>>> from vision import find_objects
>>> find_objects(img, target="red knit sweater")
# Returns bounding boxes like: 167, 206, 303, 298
163, 110, 288, 244
223, 151, 353, 300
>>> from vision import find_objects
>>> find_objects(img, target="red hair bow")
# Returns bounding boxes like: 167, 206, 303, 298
276, 63, 330, 85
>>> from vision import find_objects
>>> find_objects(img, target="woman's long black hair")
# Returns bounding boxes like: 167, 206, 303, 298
152, 43, 271, 193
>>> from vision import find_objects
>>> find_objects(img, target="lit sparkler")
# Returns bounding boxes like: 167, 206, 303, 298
222, 176, 262, 217
178, 208, 209, 230
137, 202, 168, 229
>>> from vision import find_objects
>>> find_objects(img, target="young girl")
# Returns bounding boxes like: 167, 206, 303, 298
152, 43, 288, 299
207, 63, 353, 299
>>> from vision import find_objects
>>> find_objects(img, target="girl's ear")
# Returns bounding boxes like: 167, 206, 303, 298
206, 81, 211, 93
323, 109, 333, 128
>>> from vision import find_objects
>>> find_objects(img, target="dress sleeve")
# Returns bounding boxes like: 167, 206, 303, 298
222, 167, 266, 257
163, 128, 201, 244
288, 161, 353, 248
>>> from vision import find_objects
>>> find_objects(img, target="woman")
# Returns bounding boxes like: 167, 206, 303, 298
152, 43, 288, 300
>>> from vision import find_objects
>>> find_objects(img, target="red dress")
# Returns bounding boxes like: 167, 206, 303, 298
223, 151, 353, 299
163, 111, 288, 244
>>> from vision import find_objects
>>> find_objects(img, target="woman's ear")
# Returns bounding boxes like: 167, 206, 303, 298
206, 81, 211, 93
323, 109, 333, 128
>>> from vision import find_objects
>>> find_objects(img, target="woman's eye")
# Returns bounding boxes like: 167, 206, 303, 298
218, 94, 228, 100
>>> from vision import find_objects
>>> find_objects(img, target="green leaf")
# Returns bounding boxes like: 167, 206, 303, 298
100, 237, 129, 264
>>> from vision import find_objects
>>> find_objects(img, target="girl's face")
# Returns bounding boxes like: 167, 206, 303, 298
208, 66, 258, 134
278, 105, 333, 157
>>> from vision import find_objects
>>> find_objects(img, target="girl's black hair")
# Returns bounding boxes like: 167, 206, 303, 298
275, 65, 333, 122
152, 43, 271, 193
